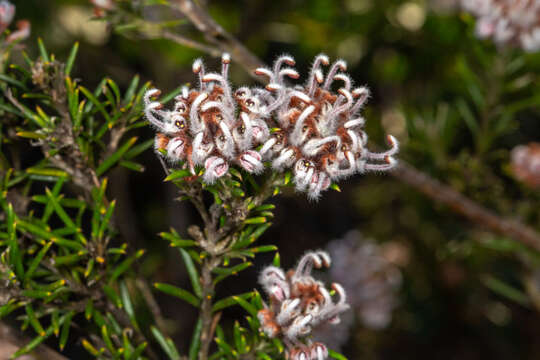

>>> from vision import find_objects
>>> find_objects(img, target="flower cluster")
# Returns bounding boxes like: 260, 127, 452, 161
461, 0, 540, 51
326, 231, 403, 330
0, 1, 29, 44
145, 54, 397, 199
258, 251, 349, 360
511, 142, 540, 188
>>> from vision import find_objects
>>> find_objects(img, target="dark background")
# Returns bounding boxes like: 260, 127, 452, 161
9, 0, 540, 358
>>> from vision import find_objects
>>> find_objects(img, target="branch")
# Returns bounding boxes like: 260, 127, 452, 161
393, 162, 540, 252
0, 322, 68, 360
170, 0, 265, 76
161, 30, 222, 57
162, 3, 540, 251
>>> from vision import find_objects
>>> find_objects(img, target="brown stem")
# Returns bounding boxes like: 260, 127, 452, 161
393, 162, 540, 252
0, 322, 69, 360
161, 31, 222, 57
4, 64, 164, 358
170, 0, 265, 77
197, 257, 220, 360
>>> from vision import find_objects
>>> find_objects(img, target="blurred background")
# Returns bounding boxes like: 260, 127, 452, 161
6, 0, 540, 358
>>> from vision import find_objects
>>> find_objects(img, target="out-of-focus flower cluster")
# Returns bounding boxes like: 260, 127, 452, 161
145, 54, 398, 199
326, 231, 403, 331
511, 142, 540, 188
461, 0, 540, 51
90, 0, 115, 17
0, 1, 30, 44
258, 251, 349, 360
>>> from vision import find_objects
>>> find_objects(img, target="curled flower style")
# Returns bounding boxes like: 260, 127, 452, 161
145, 54, 398, 198
461, 0, 540, 51
256, 54, 398, 200
258, 251, 349, 360
511, 142, 540, 188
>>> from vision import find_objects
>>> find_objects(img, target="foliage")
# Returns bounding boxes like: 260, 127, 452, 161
1, 0, 540, 359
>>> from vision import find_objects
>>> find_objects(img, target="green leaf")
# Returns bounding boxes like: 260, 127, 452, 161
213, 262, 253, 284
101, 324, 116, 354
45, 188, 76, 229
65, 42, 79, 76
244, 217, 267, 225
97, 199, 116, 240
160, 84, 185, 104
456, 99, 479, 135
106, 78, 121, 105
212, 292, 253, 312
128, 342, 148, 360
255, 351, 273, 360
24, 241, 52, 282
81, 338, 102, 356
234, 321, 249, 354
150, 326, 181, 360
119, 281, 139, 329
37, 38, 50, 62
179, 248, 203, 298
53, 251, 87, 266
246, 245, 278, 254
328, 349, 347, 360
123, 75, 140, 104
330, 183, 341, 192
120, 160, 145, 172
0, 74, 27, 90
102, 284, 123, 308
272, 252, 281, 267
189, 317, 202, 360
154, 282, 200, 307
124, 138, 153, 159
109, 249, 145, 283
164, 169, 192, 182
10, 325, 54, 359
214, 336, 236, 357
26, 167, 69, 179
79, 85, 112, 122
96, 136, 138, 175
232, 295, 258, 317
6, 204, 23, 278
59, 311, 75, 351
482, 275, 530, 307
25, 304, 45, 336
16, 131, 46, 140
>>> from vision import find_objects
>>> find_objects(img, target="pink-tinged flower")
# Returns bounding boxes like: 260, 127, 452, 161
461, 0, 540, 52
6, 20, 30, 43
90, 0, 115, 17
258, 251, 349, 360
326, 231, 403, 330
90, 0, 114, 10
0, 0, 15, 33
511, 142, 540, 188
145, 54, 397, 199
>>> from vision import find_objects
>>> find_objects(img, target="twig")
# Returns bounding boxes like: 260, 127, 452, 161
160, 3, 540, 251
0, 322, 69, 360
197, 257, 221, 360
162, 31, 222, 57
170, 0, 265, 76
393, 162, 540, 252
136, 278, 169, 337
142, 1, 540, 357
